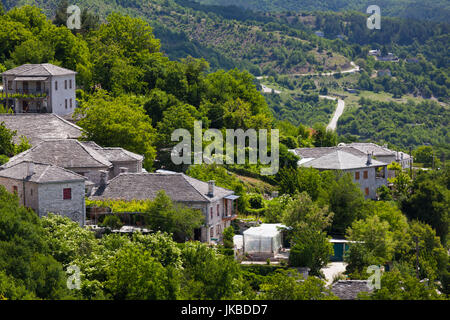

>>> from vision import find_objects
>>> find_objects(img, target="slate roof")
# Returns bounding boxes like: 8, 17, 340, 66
80, 142, 143, 162
90, 173, 234, 203
347, 143, 396, 157
0, 114, 83, 145
300, 150, 386, 170
331, 280, 373, 300
292, 146, 366, 159
2, 139, 112, 170
2, 64, 76, 76
0, 161, 86, 184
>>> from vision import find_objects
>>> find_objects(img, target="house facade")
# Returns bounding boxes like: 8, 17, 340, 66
344, 143, 413, 177
0, 161, 87, 225
1, 64, 76, 116
89, 172, 239, 243
291, 147, 388, 199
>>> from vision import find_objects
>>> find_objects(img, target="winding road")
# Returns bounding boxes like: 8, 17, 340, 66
258, 62, 356, 131
321, 95, 345, 131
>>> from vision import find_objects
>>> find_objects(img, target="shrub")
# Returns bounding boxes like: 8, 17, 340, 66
101, 215, 123, 229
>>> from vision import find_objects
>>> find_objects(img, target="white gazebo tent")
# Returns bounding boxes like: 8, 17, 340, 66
243, 223, 285, 254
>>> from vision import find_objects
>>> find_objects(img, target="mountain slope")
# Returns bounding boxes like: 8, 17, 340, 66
1, 0, 353, 74
195, 0, 450, 22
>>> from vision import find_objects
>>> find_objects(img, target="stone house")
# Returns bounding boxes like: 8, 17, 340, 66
1, 64, 77, 116
0, 161, 87, 225
344, 142, 413, 177
2, 139, 144, 187
291, 147, 388, 199
89, 172, 239, 243
80, 141, 143, 179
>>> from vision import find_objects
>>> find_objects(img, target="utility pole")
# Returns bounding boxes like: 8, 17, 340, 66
414, 236, 420, 279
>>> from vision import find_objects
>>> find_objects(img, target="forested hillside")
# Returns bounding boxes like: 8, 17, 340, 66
338, 98, 450, 152
1, 0, 449, 157
196, 0, 450, 22
1, 0, 353, 74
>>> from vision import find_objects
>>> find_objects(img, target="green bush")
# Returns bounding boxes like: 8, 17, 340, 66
100, 215, 123, 229
222, 226, 235, 248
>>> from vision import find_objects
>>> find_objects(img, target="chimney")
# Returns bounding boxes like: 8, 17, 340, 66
366, 153, 372, 165
27, 162, 34, 177
99, 170, 108, 187
119, 167, 129, 174
207, 180, 215, 197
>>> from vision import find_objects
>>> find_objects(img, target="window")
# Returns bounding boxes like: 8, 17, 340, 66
36, 82, 41, 92
363, 171, 368, 179
13, 186, 18, 194
69, 79, 72, 89
65, 80, 67, 90
365, 188, 369, 196
8, 80, 12, 90
65, 99, 68, 109
217, 204, 220, 217
63, 188, 72, 200
55, 81, 58, 91
210, 227, 214, 238
70, 98, 72, 108
355, 171, 360, 180
210, 207, 213, 220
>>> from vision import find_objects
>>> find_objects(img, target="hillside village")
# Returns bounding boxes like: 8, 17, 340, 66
0, 2, 448, 303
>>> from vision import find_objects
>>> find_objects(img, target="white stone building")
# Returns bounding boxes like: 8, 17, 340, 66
291, 147, 388, 199
0, 161, 87, 225
1, 64, 76, 116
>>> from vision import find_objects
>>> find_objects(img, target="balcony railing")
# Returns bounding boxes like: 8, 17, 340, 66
1, 89, 48, 99
222, 213, 237, 222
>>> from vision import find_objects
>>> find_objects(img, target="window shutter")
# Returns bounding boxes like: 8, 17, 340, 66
63, 188, 72, 200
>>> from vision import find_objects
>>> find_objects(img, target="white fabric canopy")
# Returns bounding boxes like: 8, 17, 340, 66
243, 224, 285, 254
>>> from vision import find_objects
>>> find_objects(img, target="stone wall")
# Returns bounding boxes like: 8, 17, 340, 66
37, 181, 86, 225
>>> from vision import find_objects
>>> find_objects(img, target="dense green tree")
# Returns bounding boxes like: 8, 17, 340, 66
258, 270, 336, 300
0, 122, 16, 157
75, 90, 157, 170
0, 186, 71, 300
320, 171, 366, 235
282, 192, 333, 275
414, 146, 437, 168
105, 244, 180, 300
345, 215, 395, 276
312, 123, 337, 147
180, 242, 247, 299
361, 270, 444, 300
401, 173, 449, 244
144, 191, 205, 242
